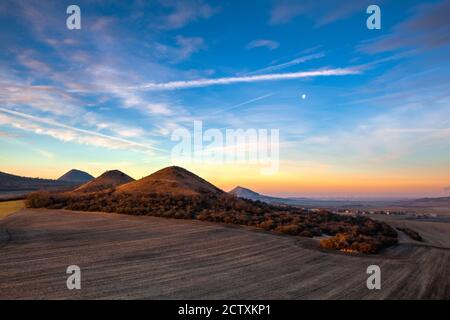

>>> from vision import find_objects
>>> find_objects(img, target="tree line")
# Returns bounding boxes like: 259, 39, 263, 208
26, 190, 398, 254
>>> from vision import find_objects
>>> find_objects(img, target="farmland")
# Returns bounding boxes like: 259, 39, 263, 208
0, 208, 448, 299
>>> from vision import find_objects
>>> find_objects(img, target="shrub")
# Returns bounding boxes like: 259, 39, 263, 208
257, 219, 275, 230
25, 191, 52, 208
275, 224, 300, 235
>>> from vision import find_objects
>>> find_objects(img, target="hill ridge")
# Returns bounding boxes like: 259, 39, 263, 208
0, 170, 77, 192
58, 169, 94, 183
117, 166, 224, 196
75, 170, 134, 193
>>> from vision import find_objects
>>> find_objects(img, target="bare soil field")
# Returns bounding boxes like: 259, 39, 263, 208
0, 209, 448, 299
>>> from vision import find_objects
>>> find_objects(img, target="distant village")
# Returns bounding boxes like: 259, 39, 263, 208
308, 208, 438, 219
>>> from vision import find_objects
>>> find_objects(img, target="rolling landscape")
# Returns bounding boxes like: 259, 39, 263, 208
1, 208, 448, 299
0, 166, 449, 299
0, 0, 449, 302
230, 186, 450, 216
0, 169, 93, 199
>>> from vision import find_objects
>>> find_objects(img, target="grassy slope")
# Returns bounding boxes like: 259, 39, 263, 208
0, 200, 24, 219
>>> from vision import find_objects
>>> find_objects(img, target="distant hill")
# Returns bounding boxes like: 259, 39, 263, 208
402, 196, 450, 207
58, 169, 94, 183
229, 186, 299, 204
413, 196, 450, 203
117, 166, 223, 196
0, 171, 76, 193
75, 170, 134, 193
228, 186, 399, 208
230, 187, 450, 213
229, 186, 261, 200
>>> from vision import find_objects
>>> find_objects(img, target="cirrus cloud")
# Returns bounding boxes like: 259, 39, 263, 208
156, 0, 220, 30
133, 67, 360, 91
247, 39, 279, 50
0, 107, 161, 153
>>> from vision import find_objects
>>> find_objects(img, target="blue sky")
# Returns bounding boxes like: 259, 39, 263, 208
0, 0, 449, 197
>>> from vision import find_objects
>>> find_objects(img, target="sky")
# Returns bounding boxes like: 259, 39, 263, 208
0, 0, 449, 198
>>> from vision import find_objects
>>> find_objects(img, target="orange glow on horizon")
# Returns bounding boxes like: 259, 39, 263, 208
2, 161, 449, 198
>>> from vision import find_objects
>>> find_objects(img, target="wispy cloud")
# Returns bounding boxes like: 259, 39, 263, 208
0, 107, 161, 152
269, 0, 366, 26
35, 148, 55, 159
146, 103, 174, 116
208, 93, 276, 116
247, 39, 279, 50
270, 1, 308, 25
133, 68, 360, 91
0, 81, 79, 117
156, 0, 219, 29
297, 98, 450, 164
247, 53, 325, 75
0, 60, 162, 142
117, 89, 175, 116
155, 36, 206, 63
314, 1, 367, 27
0, 130, 19, 138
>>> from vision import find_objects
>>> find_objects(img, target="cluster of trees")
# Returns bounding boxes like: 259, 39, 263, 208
25, 190, 398, 253
319, 227, 398, 254
318, 214, 398, 253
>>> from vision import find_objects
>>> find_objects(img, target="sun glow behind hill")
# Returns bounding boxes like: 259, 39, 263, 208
170, 164, 450, 199
1, 161, 449, 199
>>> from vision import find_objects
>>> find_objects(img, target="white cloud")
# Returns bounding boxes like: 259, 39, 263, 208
270, 1, 308, 25
134, 68, 360, 91
146, 103, 173, 115
174, 36, 206, 60
82, 113, 148, 139
0, 82, 79, 116
0, 130, 19, 138
17, 51, 51, 74
115, 129, 145, 138
247, 53, 325, 75
299, 100, 450, 164
117, 90, 175, 116
157, 0, 219, 29
0, 107, 160, 152
247, 39, 279, 50
269, 0, 365, 26
35, 148, 55, 159
207, 93, 275, 117
156, 36, 206, 63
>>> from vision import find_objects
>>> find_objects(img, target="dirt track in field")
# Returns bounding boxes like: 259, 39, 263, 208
0, 209, 448, 299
